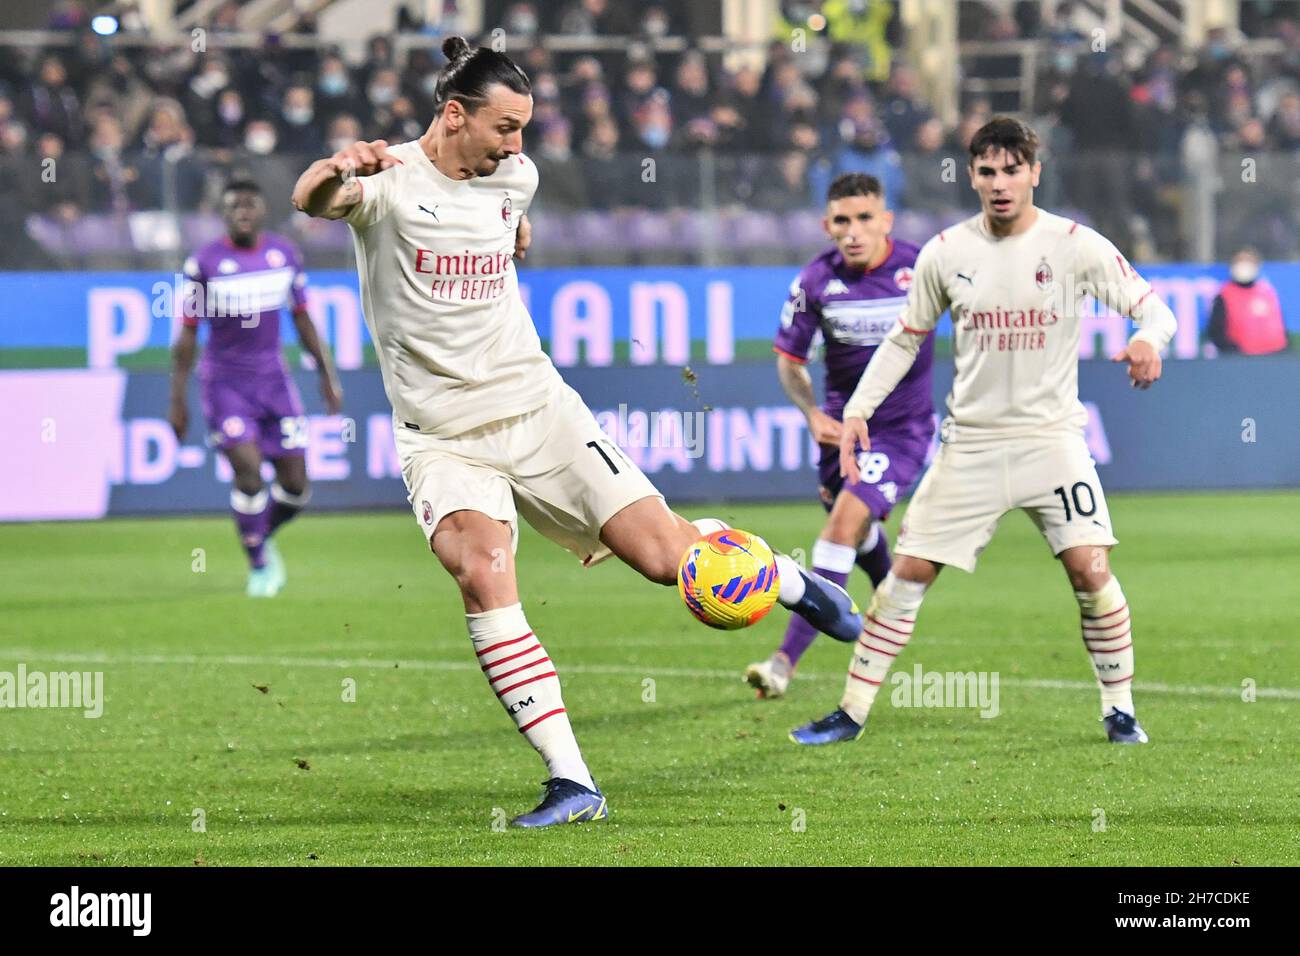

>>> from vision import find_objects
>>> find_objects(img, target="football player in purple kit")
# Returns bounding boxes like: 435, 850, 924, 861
746, 173, 936, 699
168, 178, 343, 597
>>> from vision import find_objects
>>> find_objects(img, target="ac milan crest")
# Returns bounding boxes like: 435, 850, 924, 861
1035, 257, 1053, 290
421, 500, 434, 525
893, 266, 914, 291
501, 196, 513, 229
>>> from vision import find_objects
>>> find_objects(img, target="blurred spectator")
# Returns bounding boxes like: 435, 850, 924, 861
184, 57, 232, 148
711, 67, 765, 151
755, 150, 814, 213
617, 59, 660, 142
503, 3, 542, 38
559, 0, 616, 37
19, 55, 84, 147
879, 64, 932, 151
30, 132, 89, 222
532, 118, 588, 210
316, 55, 364, 125
1266, 91, 1300, 148
382, 96, 425, 144
325, 114, 362, 155
580, 116, 632, 209
1207, 248, 1288, 354
82, 55, 153, 142
673, 53, 713, 126
831, 93, 904, 205
86, 114, 138, 212
278, 85, 323, 154
903, 117, 965, 214
207, 89, 247, 150
243, 118, 279, 157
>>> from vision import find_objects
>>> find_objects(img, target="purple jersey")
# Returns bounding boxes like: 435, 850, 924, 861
774, 240, 934, 428
181, 232, 308, 377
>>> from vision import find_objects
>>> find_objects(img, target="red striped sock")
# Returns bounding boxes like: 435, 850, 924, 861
840, 573, 926, 724
467, 603, 594, 791
1076, 576, 1136, 717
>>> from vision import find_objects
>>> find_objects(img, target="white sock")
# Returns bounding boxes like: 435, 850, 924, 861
1076, 576, 1136, 717
466, 603, 595, 791
774, 553, 806, 605
840, 572, 926, 723
812, 540, 858, 574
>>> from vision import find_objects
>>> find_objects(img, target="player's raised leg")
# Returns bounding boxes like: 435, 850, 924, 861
598, 496, 864, 643
790, 554, 937, 743
429, 509, 606, 827
1060, 546, 1147, 743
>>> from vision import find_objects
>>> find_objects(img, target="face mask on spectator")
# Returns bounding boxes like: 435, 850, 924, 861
507, 12, 538, 34
191, 70, 228, 97
640, 123, 670, 149
219, 102, 243, 125
245, 130, 277, 154
1230, 260, 1259, 284
1054, 51, 1076, 73
369, 84, 398, 106
329, 135, 355, 153
421, 74, 440, 98
644, 14, 669, 37
284, 106, 314, 126
320, 73, 348, 97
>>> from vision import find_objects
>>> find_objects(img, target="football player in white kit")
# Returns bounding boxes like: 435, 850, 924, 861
292, 37, 864, 825
790, 116, 1176, 746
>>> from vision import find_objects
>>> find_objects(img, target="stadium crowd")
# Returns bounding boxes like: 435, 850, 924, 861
1, 0, 1299, 266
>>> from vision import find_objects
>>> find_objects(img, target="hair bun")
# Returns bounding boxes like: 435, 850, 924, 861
442, 36, 472, 61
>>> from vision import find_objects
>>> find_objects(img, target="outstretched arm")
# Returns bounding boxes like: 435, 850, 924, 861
292, 139, 401, 220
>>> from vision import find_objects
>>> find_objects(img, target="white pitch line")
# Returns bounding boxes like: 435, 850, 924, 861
1, 648, 1297, 701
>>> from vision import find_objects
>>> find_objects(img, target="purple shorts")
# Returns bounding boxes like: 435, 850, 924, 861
200, 367, 307, 459
816, 417, 935, 521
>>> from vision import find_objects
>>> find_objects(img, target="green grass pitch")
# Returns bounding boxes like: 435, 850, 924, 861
1, 492, 1297, 866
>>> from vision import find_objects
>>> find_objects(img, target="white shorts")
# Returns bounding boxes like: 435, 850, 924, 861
895, 432, 1118, 573
395, 382, 663, 562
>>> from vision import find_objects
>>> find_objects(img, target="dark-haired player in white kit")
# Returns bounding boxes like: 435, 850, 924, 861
293, 37, 864, 826
791, 116, 1176, 746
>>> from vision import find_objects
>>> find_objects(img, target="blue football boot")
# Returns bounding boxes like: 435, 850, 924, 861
789, 708, 865, 745
790, 567, 862, 643
511, 778, 608, 828
1103, 708, 1149, 744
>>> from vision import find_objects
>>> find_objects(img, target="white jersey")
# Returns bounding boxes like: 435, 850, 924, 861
845, 208, 1177, 443
345, 140, 563, 437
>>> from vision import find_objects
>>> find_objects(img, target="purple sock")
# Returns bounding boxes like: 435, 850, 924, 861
265, 482, 310, 537
857, 524, 892, 587
231, 488, 270, 570
779, 566, 850, 666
